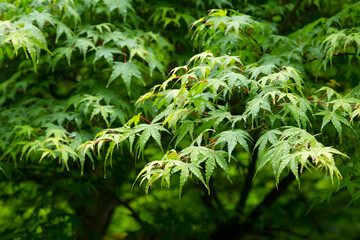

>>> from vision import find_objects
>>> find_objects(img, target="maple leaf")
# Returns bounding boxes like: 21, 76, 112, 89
55, 22, 74, 43
103, 0, 134, 19
215, 130, 252, 160
75, 38, 95, 59
93, 46, 122, 64
317, 110, 351, 141
108, 62, 143, 93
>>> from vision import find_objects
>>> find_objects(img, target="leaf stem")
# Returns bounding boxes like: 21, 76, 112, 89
319, 91, 327, 101
140, 115, 151, 124
203, 132, 215, 143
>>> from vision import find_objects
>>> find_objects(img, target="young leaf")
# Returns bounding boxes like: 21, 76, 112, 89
215, 130, 252, 161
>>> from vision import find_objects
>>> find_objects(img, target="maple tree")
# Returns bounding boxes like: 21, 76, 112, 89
1, 0, 360, 239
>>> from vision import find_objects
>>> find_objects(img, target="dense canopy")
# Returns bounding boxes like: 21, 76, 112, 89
1, 0, 360, 239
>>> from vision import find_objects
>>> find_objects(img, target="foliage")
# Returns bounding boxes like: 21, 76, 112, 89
2, 0, 360, 239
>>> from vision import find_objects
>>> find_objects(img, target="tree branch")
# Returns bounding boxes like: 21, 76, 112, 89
246, 173, 295, 222
236, 147, 258, 213
246, 32, 263, 54
236, 129, 261, 213
119, 200, 145, 227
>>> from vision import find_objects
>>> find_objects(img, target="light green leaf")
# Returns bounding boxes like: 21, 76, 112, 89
215, 130, 252, 160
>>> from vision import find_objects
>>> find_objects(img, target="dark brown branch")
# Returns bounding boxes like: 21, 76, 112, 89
236, 142, 259, 213
246, 32, 263, 54
236, 128, 262, 213
246, 173, 295, 222
119, 200, 144, 227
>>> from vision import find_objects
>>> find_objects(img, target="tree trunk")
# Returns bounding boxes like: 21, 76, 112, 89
211, 173, 295, 239
75, 191, 119, 240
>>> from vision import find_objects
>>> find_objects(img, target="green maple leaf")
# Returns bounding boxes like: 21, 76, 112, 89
53, 47, 74, 69
202, 109, 232, 128
318, 110, 351, 141
255, 129, 282, 157
103, 0, 134, 19
243, 96, 271, 121
90, 105, 114, 127
108, 62, 143, 93
256, 127, 346, 185
205, 157, 215, 185
25, 11, 56, 29
93, 46, 122, 64
133, 123, 169, 156
247, 64, 277, 79
331, 98, 358, 115
173, 121, 194, 147
180, 146, 228, 186
225, 15, 254, 34
75, 38, 95, 59
215, 130, 252, 160
179, 161, 189, 197
55, 22, 74, 43
3, 24, 51, 71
